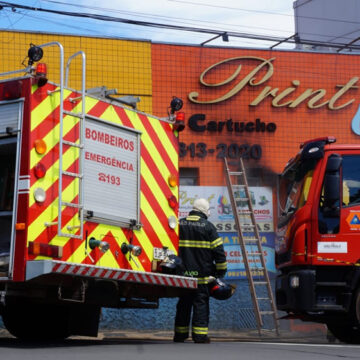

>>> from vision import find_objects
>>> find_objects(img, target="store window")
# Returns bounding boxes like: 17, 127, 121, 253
179, 167, 199, 186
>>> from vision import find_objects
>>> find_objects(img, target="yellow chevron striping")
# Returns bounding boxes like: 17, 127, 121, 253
31, 87, 61, 131
28, 177, 81, 243
66, 224, 145, 271
133, 228, 155, 265
140, 193, 177, 253
96, 249, 121, 269
94, 105, 178, 192
147, 115, 178, 169
30, 95, 100, 169
29, 146, 79, 207
121, 110, 174, 187
97, 104, 120, 126
95, 105, 175, 197
141, 159, 176, 220
29, 92, 178, 271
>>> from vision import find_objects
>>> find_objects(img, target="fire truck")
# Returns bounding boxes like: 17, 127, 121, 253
0, 42, 194, 339
275, 136, 360, 343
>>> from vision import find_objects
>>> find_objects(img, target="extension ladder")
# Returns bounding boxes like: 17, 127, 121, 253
223, 157, 279, 336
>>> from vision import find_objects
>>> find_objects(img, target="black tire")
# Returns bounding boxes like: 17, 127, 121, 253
326, 287, 360, 344
2, 302, 70, 340
326, 323, 360, 344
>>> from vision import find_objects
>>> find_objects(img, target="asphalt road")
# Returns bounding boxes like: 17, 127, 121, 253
0, 336, 359, 360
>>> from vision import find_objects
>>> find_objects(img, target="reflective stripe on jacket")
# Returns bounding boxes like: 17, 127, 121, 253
179, 210, 227, 279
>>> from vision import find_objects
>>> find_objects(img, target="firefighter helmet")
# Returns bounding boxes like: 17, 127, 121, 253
193, 198, 210, 217
160, 254, 185, 275
208, 278, 236, 300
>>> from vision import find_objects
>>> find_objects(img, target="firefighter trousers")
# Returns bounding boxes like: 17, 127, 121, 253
174, 284, 210, 342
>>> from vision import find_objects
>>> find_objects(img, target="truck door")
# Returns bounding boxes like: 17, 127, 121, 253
317, 154, 360, 263
339, 154, 360, 261
0, 100, 23, 276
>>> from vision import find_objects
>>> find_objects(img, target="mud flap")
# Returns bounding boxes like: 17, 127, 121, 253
68, 304, 101, 337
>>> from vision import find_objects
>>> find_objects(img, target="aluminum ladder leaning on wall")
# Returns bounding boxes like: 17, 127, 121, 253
223, 156, 280, 337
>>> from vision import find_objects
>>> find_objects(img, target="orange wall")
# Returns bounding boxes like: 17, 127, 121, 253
151, 44, 360, 185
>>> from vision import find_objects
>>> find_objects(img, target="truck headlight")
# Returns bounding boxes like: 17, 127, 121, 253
289, 275, 300, 288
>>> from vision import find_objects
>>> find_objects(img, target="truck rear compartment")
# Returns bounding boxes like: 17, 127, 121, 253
0, 137, 16, 273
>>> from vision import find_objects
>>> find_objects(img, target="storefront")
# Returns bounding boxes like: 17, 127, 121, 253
150, 43, 360, 279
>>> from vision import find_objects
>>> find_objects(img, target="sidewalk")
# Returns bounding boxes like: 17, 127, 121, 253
100, 328, 334, 344
0, 325, 335, 343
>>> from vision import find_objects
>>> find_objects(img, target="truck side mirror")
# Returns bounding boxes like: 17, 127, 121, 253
323, 154, 342, 215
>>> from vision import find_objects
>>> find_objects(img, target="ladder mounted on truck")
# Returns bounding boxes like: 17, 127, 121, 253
223, 157, 279, 336
40, 42, 86, 240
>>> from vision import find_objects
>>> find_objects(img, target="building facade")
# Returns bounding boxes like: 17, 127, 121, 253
1, 30, 360, 332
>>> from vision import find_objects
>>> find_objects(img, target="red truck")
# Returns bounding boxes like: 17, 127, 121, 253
276, 136, 360, 343
0, 42, 194, 340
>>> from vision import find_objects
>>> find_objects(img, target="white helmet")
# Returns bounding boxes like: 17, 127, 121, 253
193, 198, 210, 217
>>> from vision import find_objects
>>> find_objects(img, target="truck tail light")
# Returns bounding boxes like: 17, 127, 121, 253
29, 242, 63, 258
173, 112, 185, 132
34, 163, 46, 178
168, 195, 178, 209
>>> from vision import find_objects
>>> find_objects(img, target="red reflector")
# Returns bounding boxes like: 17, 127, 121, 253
28, 242, 63, 258
168, 195, 178, 209
34, 163, 46, 178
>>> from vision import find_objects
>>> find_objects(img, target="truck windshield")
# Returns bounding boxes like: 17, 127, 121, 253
278, 158, 318, 219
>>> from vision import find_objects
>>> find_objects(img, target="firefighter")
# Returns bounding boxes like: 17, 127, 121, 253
174, 198, 227, 343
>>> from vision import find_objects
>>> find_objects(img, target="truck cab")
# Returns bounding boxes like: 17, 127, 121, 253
275, 136, 360, 343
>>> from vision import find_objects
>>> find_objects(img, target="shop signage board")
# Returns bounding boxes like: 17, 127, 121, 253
221, 232, 276, 279
179, 186, 276, 279
179, 185, 274, 232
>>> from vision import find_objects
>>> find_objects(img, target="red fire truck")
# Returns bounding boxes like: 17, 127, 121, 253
0, 42, 194, 339
276, 136, 360, 343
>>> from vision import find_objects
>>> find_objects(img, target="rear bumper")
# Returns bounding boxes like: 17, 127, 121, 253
26, 260, 197, 290
276, 269, 350, 314
276, 269, 316, 312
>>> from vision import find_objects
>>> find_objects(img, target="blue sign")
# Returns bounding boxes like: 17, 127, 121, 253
220, 232, 276, 280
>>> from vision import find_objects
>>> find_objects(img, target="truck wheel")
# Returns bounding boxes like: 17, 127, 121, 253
326, 287, 360, 344
2, 303, 70, 340
326, 323, 360, 344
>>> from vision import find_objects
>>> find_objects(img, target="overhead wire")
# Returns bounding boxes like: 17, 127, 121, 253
39, 0, 360, 44
40, 0, 294, 36
1, 8, 107, 35
0, 1, 359, 50
169, 0, 360, 26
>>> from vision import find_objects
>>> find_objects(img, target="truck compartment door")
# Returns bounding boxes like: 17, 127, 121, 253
0, 101, 23, 276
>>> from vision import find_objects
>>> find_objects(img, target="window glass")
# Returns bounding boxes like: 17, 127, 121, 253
179, 167, 199, 186
342, 155, 360, 207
